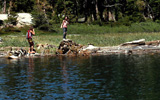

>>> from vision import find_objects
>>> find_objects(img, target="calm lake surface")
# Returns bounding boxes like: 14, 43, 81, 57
0, 55, 160, 100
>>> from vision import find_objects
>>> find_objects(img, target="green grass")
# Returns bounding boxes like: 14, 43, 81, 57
1, 22, 160, 47
70, 32, 160, 46
58, 21, 160, 34
1, 32, 160, 47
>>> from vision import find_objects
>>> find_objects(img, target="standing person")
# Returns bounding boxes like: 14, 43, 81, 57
26, 27, 35, 54
61, 16, 69, 40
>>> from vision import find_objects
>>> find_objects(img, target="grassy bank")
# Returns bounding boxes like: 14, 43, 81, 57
0, 22, 160, 47
1, 32, 160, 47
56, 21, 160, 34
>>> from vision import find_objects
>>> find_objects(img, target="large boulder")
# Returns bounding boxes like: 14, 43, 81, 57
16, 13, 33, 27
56, 39, 100, 56
0, 14, 8, 21
0, 13, 33, 27
0, 14, 8, 28
56, 39, 83, 55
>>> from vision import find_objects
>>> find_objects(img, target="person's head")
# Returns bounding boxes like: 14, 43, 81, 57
30, 26, 34, 31
64, 16, 68, 20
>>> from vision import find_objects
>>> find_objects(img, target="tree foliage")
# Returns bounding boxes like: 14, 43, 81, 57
1, 0, 160, 26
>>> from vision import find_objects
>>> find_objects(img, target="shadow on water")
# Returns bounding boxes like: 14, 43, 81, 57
0, 54, 160, 99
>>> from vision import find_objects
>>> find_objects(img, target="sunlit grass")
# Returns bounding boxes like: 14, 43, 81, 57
70, 32, 160, 46
1, 22, 160, 47
1, 32, 160, 47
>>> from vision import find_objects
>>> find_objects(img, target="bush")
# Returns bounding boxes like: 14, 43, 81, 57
2, 27, 21, 32
119, 16, 132, 26
32, 13, 55, 32
5, 12, 18, 25
0, 20, 3, 26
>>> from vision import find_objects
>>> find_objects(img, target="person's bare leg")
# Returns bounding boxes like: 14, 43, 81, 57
28, 47, 31, 53
31, 46, 33, 51
30, 46, 35, 53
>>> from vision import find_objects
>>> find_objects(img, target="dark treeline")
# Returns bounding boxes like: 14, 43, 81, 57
0, 0, 160, 29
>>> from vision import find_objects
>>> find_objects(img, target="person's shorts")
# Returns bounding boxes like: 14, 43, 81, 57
27, 38, 34, 47
63, 28, 67, 33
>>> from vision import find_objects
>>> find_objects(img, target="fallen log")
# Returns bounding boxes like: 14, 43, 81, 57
121, 39, 145, 46
145, 40, 160, 46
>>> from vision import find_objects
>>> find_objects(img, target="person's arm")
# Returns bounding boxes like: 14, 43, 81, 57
62, 20, 65, 25
67, 19, 69, 25
61, 20, 65, 28
31, 29, 35, 35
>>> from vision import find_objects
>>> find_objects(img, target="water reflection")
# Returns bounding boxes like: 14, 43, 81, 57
0, 55, 160, 99
28, 57, 34, 83
59, 56, 70, 99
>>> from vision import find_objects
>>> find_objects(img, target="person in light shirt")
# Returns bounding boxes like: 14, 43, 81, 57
61, 16, 69, 40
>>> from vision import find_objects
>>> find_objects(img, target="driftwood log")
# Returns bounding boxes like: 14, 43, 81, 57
121, 39, 145, 46
145, 40, 160, 46
121, 39, 160, 46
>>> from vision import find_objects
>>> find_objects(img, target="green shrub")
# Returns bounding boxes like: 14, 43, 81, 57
0, 20, 3, 26
5, 12, 18, 25
32, 13, 55, 32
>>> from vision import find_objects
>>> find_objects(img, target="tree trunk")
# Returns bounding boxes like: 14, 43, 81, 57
87, 15, 92, 24
8, 0, 13, 14
106, 9, 109, 21
37, 0, 39, 4
115, 7, 118, 21
95, 0, 100, 21
3, 0, 6, 14
111, 11, 116, 22
93, 11, 97, 21
84, 14, 88, 22
75, 0, 78, 22
84, 0, 88, 22
64, 0, 66, 15
42, 4, 49, 24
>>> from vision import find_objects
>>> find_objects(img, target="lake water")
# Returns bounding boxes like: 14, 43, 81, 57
0, 55, 160, 100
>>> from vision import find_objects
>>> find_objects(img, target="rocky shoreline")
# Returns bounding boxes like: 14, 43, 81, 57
1, 39, 160, 59
56, 39, 160, 55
